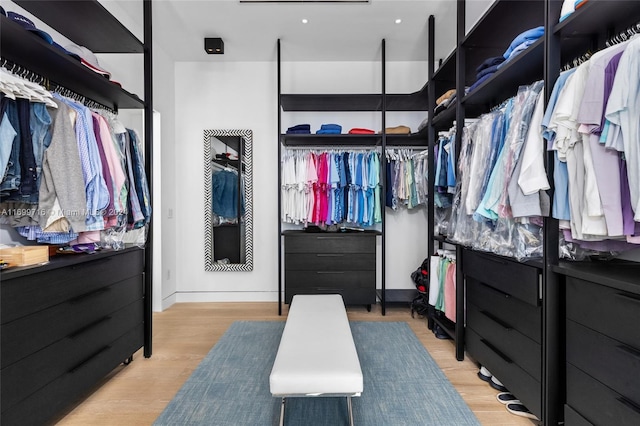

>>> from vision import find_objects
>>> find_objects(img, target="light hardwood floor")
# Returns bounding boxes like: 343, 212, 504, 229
54, 302, 537, 425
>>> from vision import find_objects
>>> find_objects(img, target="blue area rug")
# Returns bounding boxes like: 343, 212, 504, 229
154, 321, 480, 426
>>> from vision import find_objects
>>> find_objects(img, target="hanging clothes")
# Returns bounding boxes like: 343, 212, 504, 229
281, 148, 381, 228
0, 69, 151, 246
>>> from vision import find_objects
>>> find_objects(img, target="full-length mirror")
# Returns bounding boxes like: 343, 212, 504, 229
204, 129, 253, 271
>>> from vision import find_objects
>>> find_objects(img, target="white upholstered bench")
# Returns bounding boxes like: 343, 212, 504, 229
269, 294, 363, 426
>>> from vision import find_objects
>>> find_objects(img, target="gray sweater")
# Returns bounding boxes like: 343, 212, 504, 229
38, 99, 88, 233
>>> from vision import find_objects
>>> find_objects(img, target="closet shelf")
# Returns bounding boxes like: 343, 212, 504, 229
461, 0, 544, 50
553, 261, 640, 294
0, 16, 144, 110
386, 86, 429, 111
462, 38, 544, 111
280, 91, 429, 112
280, 134, 381, 146
386, 128, 428, 147
376, 289, 418, 304
432, 104, 456, 130
554, 0, 640, 38
433, 49, 456, 89
280, 94, 382, 111
13, 0, 143, 53
554, 0, 640, 64
433, 315, 456, 340
281, 230, 382, 236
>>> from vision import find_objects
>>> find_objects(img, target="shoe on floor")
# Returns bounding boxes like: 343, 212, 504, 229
497, 392, 520, 405
489, 376, 509, 392
506, 402, 539, 420
477, 366, 492, 382
433, 324, 452, 340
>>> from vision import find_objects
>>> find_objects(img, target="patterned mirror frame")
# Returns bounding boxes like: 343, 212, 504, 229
204, 129, 253, 271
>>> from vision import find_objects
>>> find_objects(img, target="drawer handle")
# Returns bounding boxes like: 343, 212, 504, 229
480, 338, 513, 364
480, 310, 513, 331
617, 344, 640, 360
68, 316, 112, 339
485, 285, 511, 299
69, 345, 111, 373
316, 237, 345, 240
70, 257, 112, 270
483, 256, 508, 266
68, 287, 110, 304
316, 271, 345, 274
317, 287, 343, 292
616, 292, 640, 304
316, 254, 345, 257
617, 396, 640, 415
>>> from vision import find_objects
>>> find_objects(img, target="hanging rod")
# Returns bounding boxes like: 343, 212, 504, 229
0, 55, 117, 114
605, 21, 640, 48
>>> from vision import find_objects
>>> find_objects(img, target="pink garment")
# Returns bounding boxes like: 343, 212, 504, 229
444, 262, 457, 323
93, 113, 127, 227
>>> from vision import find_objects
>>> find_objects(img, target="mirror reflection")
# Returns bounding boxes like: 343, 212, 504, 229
204, 129, 253, 271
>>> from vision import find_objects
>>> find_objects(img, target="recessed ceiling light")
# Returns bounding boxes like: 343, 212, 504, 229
395, 18, 402, 24
302, 18, 308, 24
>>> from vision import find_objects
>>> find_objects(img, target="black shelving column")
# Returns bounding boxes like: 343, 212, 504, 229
143, 0, 153, 359
381, 38, 387, 315
453, 0, 466, 362
277, 39, 283, 316
542, 1, 563, 424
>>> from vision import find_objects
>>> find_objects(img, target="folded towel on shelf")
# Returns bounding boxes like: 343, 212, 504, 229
559, 0, 576, 22
316, 123, 342, 134
380, 125, 411, 135
436, 89, 456, 105
475, 56, 506, 74
286, 124, 311, 134
503, 26, 544, 59
348, 128, 375, 134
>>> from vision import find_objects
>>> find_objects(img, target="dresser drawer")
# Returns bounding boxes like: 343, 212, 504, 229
285, 286, 376, 305
567, 363, 640, 426
286, 270, 374, 289
1, 275, 143, 368
1, 300, 143, 412
462, 249, 540, 306
565, 404, 594, 426
466, 328, 541, 418
567, 320, 640, 405
567, 277, 640, 351
467, 303, 541, 380
1, 248, 144, 324
466, 277, 541, 343
1, 324, 143, 426
284, 234, 376, 254
285, 253, 375, 271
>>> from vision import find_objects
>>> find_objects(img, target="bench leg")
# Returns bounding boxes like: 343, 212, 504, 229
279, 397, 286, 426
347, 396, 354, 426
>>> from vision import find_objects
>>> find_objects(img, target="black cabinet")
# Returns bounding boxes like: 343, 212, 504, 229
464, 248, 543, 419
0, 248, 145, 426
284, 232, 376, 306
563, 265, 640, 426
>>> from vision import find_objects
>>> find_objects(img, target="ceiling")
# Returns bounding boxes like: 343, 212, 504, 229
151, 0, 461, 63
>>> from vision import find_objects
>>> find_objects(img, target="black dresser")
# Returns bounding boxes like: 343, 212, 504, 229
463, 248, 543, 418
562, 262, 640, 426
283, 231, 377, 306
0, 247, 145, 426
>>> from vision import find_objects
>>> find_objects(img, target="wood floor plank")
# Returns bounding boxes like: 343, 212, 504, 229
53, 302, 536, 425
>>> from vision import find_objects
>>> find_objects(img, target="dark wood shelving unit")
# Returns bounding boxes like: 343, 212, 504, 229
280, 93, 381, 112
14, 0, 143, 53
0, 17, 143, 110
277, 38, 429, 317
280, 134, 380, 146
462, 37, 544, 110
0, 2, 153, 424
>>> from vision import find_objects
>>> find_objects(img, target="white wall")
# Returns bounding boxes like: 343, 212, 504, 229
153, 43, 178, 310
171, 59, 430, 303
